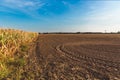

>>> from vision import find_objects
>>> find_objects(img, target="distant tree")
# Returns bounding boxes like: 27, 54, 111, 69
76, 32, 81, 34
117, 31, 120, 34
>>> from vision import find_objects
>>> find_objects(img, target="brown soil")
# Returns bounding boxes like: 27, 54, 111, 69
36, 34, 120, 80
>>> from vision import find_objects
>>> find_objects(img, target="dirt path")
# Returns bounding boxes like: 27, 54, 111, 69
36, 34, 120, 80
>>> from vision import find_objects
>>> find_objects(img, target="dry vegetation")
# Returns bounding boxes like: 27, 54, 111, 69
0, 29, 38, 79
37, 34, 120, 80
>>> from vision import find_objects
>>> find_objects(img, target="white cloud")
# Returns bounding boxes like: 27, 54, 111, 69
4, 0, 44, 8
0, 0, 45, 18
82, 1, 120, 30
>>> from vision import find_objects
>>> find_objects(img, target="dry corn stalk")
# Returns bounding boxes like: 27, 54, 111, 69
0, 28, 38, 57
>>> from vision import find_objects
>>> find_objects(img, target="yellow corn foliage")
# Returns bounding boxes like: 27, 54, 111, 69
0, 29, 38, 56
0, 28, 38, 79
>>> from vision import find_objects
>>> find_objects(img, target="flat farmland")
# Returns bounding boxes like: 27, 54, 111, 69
37, 34, 120, 80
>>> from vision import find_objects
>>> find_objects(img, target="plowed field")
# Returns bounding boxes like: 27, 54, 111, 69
37, 34, 120, 80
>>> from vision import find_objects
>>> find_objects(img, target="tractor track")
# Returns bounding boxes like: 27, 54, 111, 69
56, 43, 120, 80
37, 34, 120, 80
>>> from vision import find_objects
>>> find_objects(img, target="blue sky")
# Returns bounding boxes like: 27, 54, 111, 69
0, 0, 120, 32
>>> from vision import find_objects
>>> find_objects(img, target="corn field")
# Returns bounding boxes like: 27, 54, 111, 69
0, 29, 38, 79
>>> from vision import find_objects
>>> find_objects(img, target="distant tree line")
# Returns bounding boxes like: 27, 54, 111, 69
38, 31, 120, 34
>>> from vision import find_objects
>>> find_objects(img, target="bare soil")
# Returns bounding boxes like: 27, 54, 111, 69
36, 34, 120, 80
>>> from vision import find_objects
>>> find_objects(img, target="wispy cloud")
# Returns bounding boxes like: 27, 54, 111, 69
83, 1, 120, 23
68, 1, 120, 32
4, 0, 44, 9
0, 0, 45, 18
